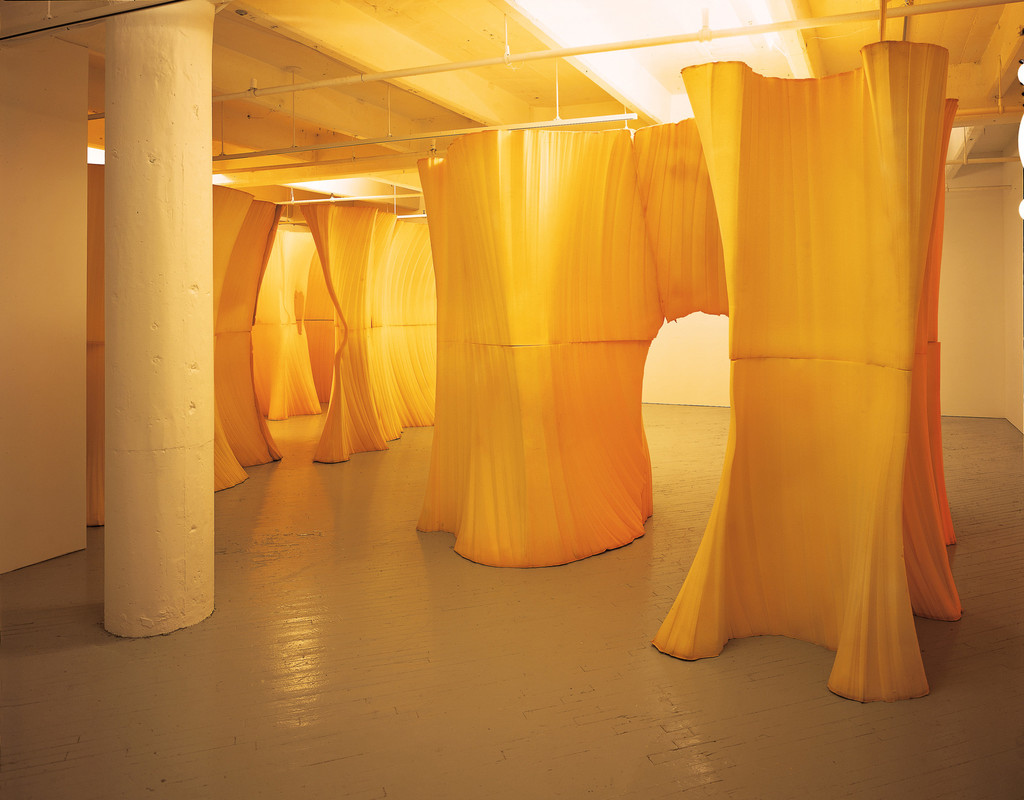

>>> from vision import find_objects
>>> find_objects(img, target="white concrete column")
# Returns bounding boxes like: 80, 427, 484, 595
104, 0, 216, 636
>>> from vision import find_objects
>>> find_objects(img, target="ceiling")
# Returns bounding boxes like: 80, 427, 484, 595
2, 0, 1023, 213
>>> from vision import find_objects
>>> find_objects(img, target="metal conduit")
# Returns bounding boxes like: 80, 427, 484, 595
212, 113, 638, 163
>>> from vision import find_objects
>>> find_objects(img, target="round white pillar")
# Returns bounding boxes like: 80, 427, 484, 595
104, 0, 216, 636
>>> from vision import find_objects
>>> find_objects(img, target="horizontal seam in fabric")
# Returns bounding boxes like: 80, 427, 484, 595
732, 355, 912, 372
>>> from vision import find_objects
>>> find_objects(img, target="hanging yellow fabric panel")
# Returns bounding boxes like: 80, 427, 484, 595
417, 129, 661, 567
633, 118, 727, 319
382, 222, 437, 428
906, 99, 958, 548
302, 204, 403, 463
902, 97, 960, 618
216, 197, 283, 470
212, 186, 254, 490
366, 211, 404, 444
654, 42, 960, 702
302, 245, 335, 405
253, 227, 323, 420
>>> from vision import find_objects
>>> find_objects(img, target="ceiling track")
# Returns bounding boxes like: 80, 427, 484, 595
213, 0, 1024, 103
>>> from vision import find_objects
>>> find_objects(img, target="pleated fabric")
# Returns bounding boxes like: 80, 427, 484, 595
654, 42, 959, 701
302, 247, 335, 405
252, 228, 323, 420
217, 197, 283, 467
382, 222, 437, 428
302, 204, 403, 463
212, 187, 283, 490
906, 99, 958, 548
417, 129, 662, 567
633, 118, 727, 319
212, 186, 255, 490
902, 98, 961, 617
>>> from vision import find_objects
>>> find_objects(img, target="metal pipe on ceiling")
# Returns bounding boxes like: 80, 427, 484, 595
212, 112, 638, 164
213, 0, 1024, 104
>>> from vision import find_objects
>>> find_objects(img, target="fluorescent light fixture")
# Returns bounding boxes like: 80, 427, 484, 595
212, 174, 233, 185
397, 212, 427, 220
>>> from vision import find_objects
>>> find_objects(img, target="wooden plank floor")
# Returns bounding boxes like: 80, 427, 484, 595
2, 405, 1021, 799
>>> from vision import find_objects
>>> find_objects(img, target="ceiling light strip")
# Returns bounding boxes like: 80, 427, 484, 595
212, 0, 1024, 104
211, 112, 638, 163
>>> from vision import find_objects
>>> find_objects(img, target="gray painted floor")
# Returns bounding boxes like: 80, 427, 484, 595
2, 405, 1021, 799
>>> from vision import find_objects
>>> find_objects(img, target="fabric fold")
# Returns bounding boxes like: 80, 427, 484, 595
418, 129, 661, 567
654, 42, 959, 702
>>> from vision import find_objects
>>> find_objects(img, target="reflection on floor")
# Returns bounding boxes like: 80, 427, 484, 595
2, 405, 1022, 799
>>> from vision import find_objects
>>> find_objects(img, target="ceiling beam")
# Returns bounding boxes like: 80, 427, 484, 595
947, 5, 1024, 109
226, 0, 534, 126
216, 152, 429, 189
766, 0, 821, 78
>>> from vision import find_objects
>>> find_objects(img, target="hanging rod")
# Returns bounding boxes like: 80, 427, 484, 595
212, 0, 1024, 104
282, 193, 422, 205
211, 112, 637, 163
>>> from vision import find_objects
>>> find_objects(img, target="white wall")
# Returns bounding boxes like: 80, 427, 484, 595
643, 313, 729, 407
0, 38, 88, 573
940, 164, 1017, 425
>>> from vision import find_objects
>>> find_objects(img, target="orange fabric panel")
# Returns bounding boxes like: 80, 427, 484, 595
382, 222, 437, 428
212, 186, 254, 490
417, 129, 660, 567
253, 228, 322, 420
926, 342, 956, 545
302, 249, 335, 404
420, 341, 653, 567
633, 119, 727, 319
302, 205, 404, 463
655, 42, 959, 701
909, 98, 958, 547
431, 131, 661, 347
217, 198, 283, 468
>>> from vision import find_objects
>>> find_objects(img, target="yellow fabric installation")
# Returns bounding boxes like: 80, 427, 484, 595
902, 98, 961, 618
86, 165, 104, 526
302, 246, 335, 405
382, 221, 437, 427
302, 204, 402, 463
212, 186, 254, 490
654, 42, 960, 702
907, 98, 958, 548
365, 211, 404, 443
253, 227, 323, 420
633, 118, 727, 319
417, 129, 662, 567
216, 196, 283, 470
